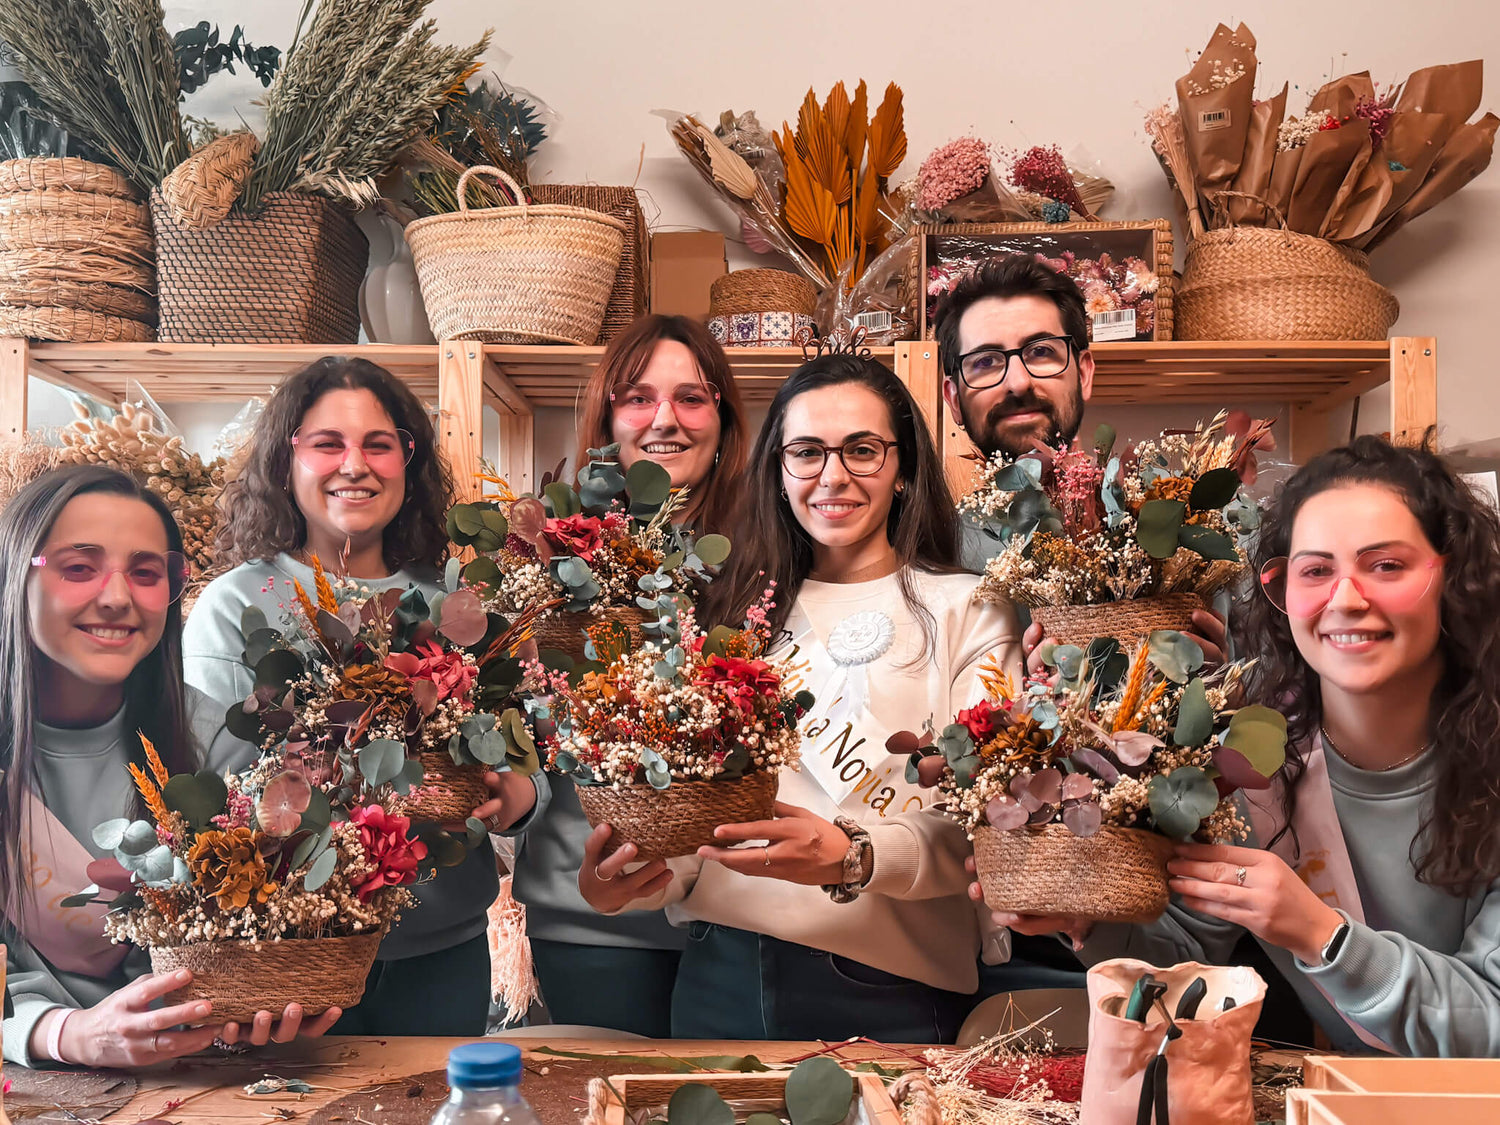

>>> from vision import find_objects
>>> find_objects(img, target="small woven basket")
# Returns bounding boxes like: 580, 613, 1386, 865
405, 165, 627, 344
401, 751, 492, 824
151, 189, 368, 343
150, 932, 382, 1023
1177, 192, 1399, 341
530, 604, 651, 664
709, 268, 819, 317
0, 157, 135, 198
529, 183, 647, 343
1031, 592, 1206, 650
574, 769, 779, 861
973, 824, 1174, 923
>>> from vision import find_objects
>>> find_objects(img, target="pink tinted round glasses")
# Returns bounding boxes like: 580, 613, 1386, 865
609, 382, 720, 427
291, 426, 415, 478
1258, 551, 1443, 618
30, 547, 189, 609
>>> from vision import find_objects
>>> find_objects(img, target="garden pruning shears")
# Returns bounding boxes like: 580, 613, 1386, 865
1133, 976, 1207, 1125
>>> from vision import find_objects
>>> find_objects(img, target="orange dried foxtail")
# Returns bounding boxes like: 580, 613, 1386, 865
1112, 646, 1153, 733
140, 732, 169, 788
128, 761, 172, 826
311, 555, 338, 613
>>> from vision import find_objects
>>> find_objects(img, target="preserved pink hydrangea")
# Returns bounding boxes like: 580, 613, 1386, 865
917, 136, 992, 212
348, 805, 427, 901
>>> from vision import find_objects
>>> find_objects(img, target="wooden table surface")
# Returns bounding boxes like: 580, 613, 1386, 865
109, 1036, 924, 1124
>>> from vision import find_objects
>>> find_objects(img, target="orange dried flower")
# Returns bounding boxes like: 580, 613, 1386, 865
187, 827, 277, 912
333, 663, 409, 701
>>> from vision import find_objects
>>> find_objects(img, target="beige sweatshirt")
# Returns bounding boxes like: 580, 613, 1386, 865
610, 568, 1022, 995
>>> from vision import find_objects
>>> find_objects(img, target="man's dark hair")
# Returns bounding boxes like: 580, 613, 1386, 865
932, 254, 1090, 381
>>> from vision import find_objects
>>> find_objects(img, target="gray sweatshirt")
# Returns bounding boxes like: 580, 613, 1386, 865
181, 554, 497, 961
3, 690, 245, 1066
1080, 751, 1500, 1057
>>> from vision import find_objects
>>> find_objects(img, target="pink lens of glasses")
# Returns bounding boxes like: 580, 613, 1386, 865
30, 549, 189, 608
609, 384, 720, 425
291, 427, 415, 477
1259, 554, 1442, 618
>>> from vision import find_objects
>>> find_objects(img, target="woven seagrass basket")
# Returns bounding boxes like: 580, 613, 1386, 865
709, 268, 819, 317
973, 824, 1174, 923
1031, 592, 1206, 650
151, 932, 382, 1023
401, 750, 492, 824
529, 183, 647, 343
1177, 192, 1399, 341
406, 165, 626, 345
530, 605, 651, 664
575, 770, 779, 861
151, 189, 368, 343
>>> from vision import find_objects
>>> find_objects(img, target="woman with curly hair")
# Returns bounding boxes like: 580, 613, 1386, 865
991, 435, 1500, 1056
183, 356, 517, 1036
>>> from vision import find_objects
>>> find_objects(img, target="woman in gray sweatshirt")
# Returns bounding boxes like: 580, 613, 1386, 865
988, 436, 1500, 1056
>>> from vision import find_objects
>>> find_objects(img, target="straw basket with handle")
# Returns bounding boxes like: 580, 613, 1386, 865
405, 166, 627, 344
1176, 191, 1399, 341
1031, 592, 1207, 651
574, 769, 779, 862
972, 824, 1175, 923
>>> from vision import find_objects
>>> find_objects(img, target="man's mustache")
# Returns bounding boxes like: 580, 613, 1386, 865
984, 394, 1054, 432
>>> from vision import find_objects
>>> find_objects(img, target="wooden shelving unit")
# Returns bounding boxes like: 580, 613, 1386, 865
1, 336, 1437, 500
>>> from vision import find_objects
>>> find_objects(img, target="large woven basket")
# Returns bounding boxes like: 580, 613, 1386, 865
575, 769, 779, 861
530, 605, 651, 664
530, 183, 647, 343
1031, 592, 1206, 650
151, 189, 368, 343
151, 932, 381, 1023
973, 824, 1174, 923
405, 165, 626, 345
402, 750, 492, 824
1177, 192, 1399, 341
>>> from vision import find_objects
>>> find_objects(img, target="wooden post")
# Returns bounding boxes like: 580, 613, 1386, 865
895, 340, 973, 496
437, 342, 484, 502
481, 351, 534, 495
1390, 336, 1437, 446
0, 337, 29, 439
1290, 403, 1337, 464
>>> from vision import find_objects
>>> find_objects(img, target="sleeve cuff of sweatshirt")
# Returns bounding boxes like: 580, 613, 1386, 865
498, 773, 551, 837
1297, 912, 1398, 1012
862, 822, 922, 898
4, 998, 63, 1067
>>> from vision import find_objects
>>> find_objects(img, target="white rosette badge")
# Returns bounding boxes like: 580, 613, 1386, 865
823, 610, 894, 727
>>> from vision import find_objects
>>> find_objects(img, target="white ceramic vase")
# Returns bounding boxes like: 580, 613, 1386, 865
356, 211, 436, 344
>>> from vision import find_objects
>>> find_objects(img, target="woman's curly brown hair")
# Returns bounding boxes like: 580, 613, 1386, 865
1233, 433, 1500, 896
216, 356, 454, 573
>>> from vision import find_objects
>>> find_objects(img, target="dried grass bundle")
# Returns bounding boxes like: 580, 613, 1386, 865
0, 434, 60, 509
1145, 103, 1205, 237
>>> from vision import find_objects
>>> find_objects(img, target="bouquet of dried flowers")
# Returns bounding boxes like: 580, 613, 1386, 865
546, 587, 814, 860
448, 450, 730, 661
223, 555, 549, 833
897, 635, 1287, 922
966, 413, 1273, 646
64, 733, 426, 1020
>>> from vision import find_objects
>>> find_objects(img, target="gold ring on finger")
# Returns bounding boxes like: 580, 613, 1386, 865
1235, 866, 1247, 886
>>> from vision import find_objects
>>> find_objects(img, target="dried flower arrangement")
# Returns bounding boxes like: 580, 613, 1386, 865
447, 451, 730, 656
404, 76, 549, 217
965, 414, 1274, 624
896, 634, 1287, 921
1002, 145, 1108, 224
222, 555, 549, 836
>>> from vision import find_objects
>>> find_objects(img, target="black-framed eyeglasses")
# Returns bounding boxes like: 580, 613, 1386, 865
952, 336, 1075, 389
780, 437, 898, 479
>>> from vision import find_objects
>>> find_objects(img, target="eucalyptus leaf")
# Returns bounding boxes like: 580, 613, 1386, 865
1136, 499, 1187, 559
303, 847, 338, 892
544, 481, 582, 518
1146, 631, 1205, 684
1052, 645, 1085, 682
1188, 466, 1242, 512
1178, 523, 1241, 562
1220, 705, 1289, 779
625, 458, 673, 508
1173, 677, 1214, 746
444, 557, 462, 593
452, 504, 485, 537
116, 819, 158, 856
785, 1056, 855, 1125
254, 648, 303, 690
694, 534, 731, 567
1147, 766, 1221, 839
357, 739, 407, 786
92, 818, 131, 851
240, 605, 269, 638
666, 1084, 734, 1125
162, 771, 228, 829
1093, 423, 1117, 461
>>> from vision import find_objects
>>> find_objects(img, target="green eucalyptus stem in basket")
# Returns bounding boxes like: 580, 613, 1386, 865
240, 0, 490, 211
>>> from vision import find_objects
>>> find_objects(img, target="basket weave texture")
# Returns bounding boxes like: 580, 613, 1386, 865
575, 769, 779, 861
402, 751, 492, 824
0, 157, 156, 341
1177, 193, 1399, 340
151, 932, 381, 1023
1031, 592, 1206, 650
973, 824, 1174, 923
530, 605, 651, 664
159, 131, 261, 229
710, 268, 819, 317
405, 166, 626, 345
151, 189, 367, 343
529, 183, 647, 343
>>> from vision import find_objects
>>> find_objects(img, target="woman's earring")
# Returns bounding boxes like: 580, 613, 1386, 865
895, 481, 906, 494
780, 486, 788, 500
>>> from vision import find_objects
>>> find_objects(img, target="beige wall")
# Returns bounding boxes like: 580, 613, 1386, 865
35, 1, 1491, 460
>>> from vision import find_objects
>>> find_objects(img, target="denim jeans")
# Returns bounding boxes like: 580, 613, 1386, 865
531, 938, 682, 1038
671, 922, 971, 1042
330, 932, 491, 1036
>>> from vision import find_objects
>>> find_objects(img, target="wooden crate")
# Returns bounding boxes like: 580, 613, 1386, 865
909, 218, 1175, 342
1286, 1089, 1500, 1125
596, 1071, 902, 1125
1302, 1054, 1500, 1095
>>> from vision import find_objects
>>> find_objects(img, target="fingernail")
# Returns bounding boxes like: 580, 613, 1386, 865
194, 1003, 209, 1016
176, 970, 191, 982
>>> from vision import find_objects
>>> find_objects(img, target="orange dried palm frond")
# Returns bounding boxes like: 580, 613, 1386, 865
311, 555, 338, 613
781, 136, 838, 252
868, 82, 907, 182
845, 80, 869, 171
824, 82, 851, 153
853, 161, 882, 280
139, 732, 169, 788
128, 762, 172, 826
794, 90, 849, 201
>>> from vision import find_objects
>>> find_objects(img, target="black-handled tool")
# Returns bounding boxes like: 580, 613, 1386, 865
1175, 976, 1208, 1021
1125, 972, 1167, 1023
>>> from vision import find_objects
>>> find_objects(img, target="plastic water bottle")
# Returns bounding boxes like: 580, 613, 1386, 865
429, 1042, 542, 1125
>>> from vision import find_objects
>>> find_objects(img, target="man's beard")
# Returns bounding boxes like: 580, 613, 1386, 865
960, 383, 1085, 460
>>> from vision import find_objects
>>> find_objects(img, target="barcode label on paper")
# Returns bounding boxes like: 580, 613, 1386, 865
1091, 307, 1137, 341
854, 311, 893, 334
1199, 108, 1232, 131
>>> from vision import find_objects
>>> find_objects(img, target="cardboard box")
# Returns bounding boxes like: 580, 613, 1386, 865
650, 230, 727, 320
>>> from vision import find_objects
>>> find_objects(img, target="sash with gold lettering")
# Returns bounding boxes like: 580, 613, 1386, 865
1244, 736, 1393, 1053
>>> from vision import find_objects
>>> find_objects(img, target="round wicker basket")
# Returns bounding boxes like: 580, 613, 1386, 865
709, 268, 818, 317
1031, 592, 1206, 650
972, 824, 1174, 923
401, 751, 492, 824
1177, 192, 1399, 341
0, 156, 136, 198
574, 770, 779, 861
530, 605, 651, 664
151, 932, 382, 1024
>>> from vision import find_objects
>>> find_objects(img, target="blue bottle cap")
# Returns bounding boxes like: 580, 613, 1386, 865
448, 1042, 523, 1088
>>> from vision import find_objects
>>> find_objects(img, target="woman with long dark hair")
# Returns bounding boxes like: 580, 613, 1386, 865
578, 352, 1023, 1042
2, 467, 335, 1066
992, 436, 1500, 1056
183, 356, 514, 1036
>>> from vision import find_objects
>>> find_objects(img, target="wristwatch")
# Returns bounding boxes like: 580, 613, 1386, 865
1317, 920, 1351, 966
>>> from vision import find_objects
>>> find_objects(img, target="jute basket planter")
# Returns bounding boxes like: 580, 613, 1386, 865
402, 750, 491, 824
530, 605, 651, 664
151, 931, 381, 1023
1031, 592, 1207, 650
972, 824, 1175, 923
575, 769, 779, 862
